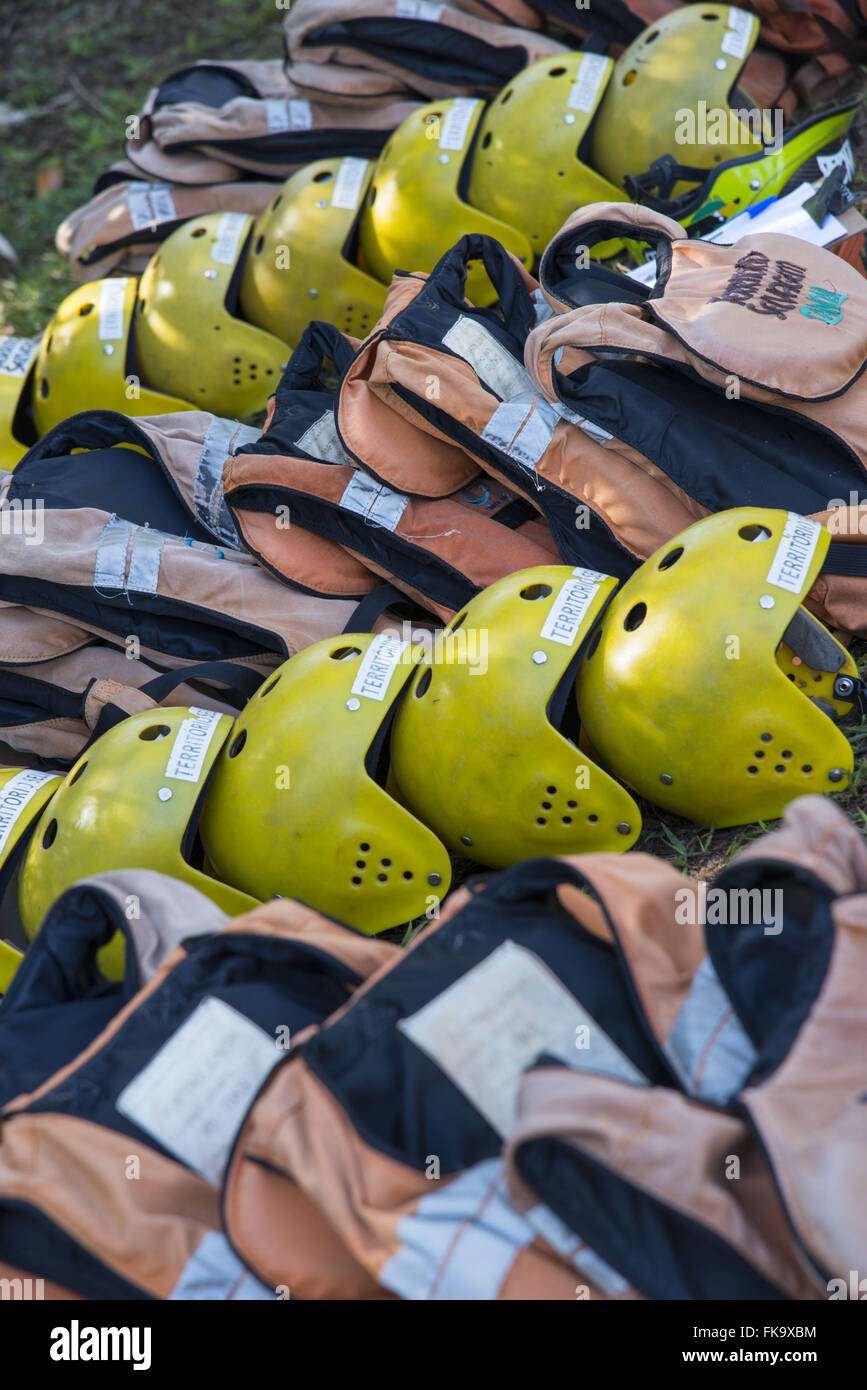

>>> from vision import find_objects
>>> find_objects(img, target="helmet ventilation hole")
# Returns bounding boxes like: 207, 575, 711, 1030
754, 750, 765, 759
500, 89, 513, 104
482, 132, 492, 149
228, 730, 247, 757
450, 611, 467, 633
520, 583, 553, 601
377, 873, 387, 883
537, 817, 547, 826
254, 235, 264, 255
588, 814, 598, 823
562, 816, 572, 825
260, 674, 281, 698
68, 761, 88, 786
738, 524, 772, 543
329, 645, 362, 661
622, 70, 637, 86
416, 667, 433, 698
139, 724, 171, 741
802, 764, 813, 774
548, 65, 568, 76
78, 302, 95, 317
547, 785, 557, 794
701, 11, 720, 18
191, 227, 206, 237
356, 860, 366, 869
381, 857, 391, 867
623, 602, 646, 631
403, 870, 414, 881
542, 801, 552, 810
658, 546, 683, 571
760, 732, 772, 742
352, 876, 362, 886
368, 186, 377, 207
567, 799, 577, 808
45, 335, 53, 353
42, 819, 58, 849
747, 765, 758, 775
40, 378, 50, 399
360, 842, 370, 852
271, 194, 282, 210
774, 765, 786, 774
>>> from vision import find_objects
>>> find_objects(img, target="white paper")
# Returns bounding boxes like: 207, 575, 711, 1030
0, 335, 39, 378
210, 212, 248, 265
566, 54, 609, 114
98, 278, 128, 340
0, 769, 56, 856
540, 569, 607, 646
331, 156, 368, 211
438, 98, 478, 153
163, 708, 223, 782
350, 634, 410, 701
765, 512, 822, 594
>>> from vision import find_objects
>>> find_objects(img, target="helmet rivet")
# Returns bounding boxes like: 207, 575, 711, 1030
438, 154, 450, 165
157, 787, 172, 802
102, 344, 114, 356
759, 594, 775, 609
714, 58, 727, 69
428, 872, 442, 886
308, 288, 319, 299
828, 768, 845, 783
346, 697, 361, 711
460, 835, 473, 847
563, 112, 576, 125
316, 198, 327, 209
749, 179, 761, 190
616, 822, 632, 836
204, 269, 217, 279
532, 650, 548, 665
834, 676, 855, 699
660, 773, 673, 785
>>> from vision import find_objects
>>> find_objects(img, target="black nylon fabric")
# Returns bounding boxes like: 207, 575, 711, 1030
153, 65, 259, 111
300, 20, 531, 88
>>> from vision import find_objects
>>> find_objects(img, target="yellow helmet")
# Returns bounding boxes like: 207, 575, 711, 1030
591, 6, 767, 197
0, 940, 23, 995
0, 335, 39, 470
200, 633, 452, 934
390, 567, 641, 866
358, 98, 534, 307
0, 768, 63, 992
136, 213, 290, 416
575, 509, 857, 828
18, 707, 259, 977
240, 157, 387, 349
32, 278, 194, 435
468, 53, 628, 261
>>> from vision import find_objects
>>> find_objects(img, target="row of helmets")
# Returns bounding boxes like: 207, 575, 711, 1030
1, 4, 856, 468
0, 506, 857, 993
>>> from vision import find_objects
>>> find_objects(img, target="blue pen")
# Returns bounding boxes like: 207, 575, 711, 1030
746, 195, 778, 218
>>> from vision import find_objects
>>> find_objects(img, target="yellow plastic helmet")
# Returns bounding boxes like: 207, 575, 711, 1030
358, 98, 534, 307
390, 566, 641, 867
200, 633, 453, 935
468, 53, 628, 261
32, 278, 194, 435
591, 5, 768, 197
136, 213, 290, 417
575, 509, 857, 828
0, 768, 62, 992
240, 157, 387, 349
0, 335, 40, 470
0, 940, 23, 995
18, 706, 259, 977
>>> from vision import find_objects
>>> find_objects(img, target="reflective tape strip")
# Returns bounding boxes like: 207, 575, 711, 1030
195, 417, 249, 545
527, 1203, 630, 1297
340, 470, 409, 532
664, 956, 758, 1105
94, 515, 134, 589
554, 401, 614, 444
442, 316, 536, 401
380, 1160, 534, 1301
295, 409, 353, 466
169, 1231, 276, 1301
127, 527, 166, 596
481, 393, 560, 471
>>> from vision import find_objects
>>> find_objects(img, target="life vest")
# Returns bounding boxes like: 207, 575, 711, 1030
283, 0, 567, 102
224, 321, 558, 621
0, 889, 397, 1300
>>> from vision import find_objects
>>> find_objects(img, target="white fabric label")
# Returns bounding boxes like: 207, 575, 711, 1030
481, 392, 560, 471
210, 212, 248, 265
722, 6, 753, 58
442, 316, 535, 401
349, 634, 410, 702
163, 707, 223, 783
817, 139, 855, 183
566, 54, 610, 115
396, 0, 444, 21
98, 278, 128, 340
0, 769, 56, 857
0, 335, 39, 378
765, 512, 822, 594
116, 997, 277, 1186
170, 1231, 277, 1301
264, 97, 313, 133
127, 183, 177, 230
331, 157, 368, 211
540, 568, 608, 647
398, 940, 646, 1139
295, 409, 353, 466
439, 98, 479, 153
340, 471, 409, 532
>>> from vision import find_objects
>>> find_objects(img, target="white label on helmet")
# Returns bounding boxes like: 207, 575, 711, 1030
396, 0, 444, 20
210, 212, 248, 265
350, 634, 410, 702
98, 278, 128, 340
566, 53, 610, 115
341, 470, 409, 532
398, 939, 647, 1140
127, 183, 177, 230
116, 997, 278, 1187
540, 568, 608, 646
0, 335, 39, 378
722, 7, 753, 58
295, 409, 353, 466
765, 512, 822, 594
438, 98, 479, 153
442, 315, 536, 401
331, 156, 369, 211
481, 392, 559, 470
163, 707, 223, 782
818, 139, 855, 183
0, 769, 56, 857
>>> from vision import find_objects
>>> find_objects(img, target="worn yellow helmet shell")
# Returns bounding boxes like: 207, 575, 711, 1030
18, 707, 259, 977
358, 98, 534, 308
200, 633, 452, 934
240, 157, 387, 350
0, 940, 23, 994
0, 768, 63, 992
575, 509, 856, 828
391, 567, 641, 867
468, 53, 628, 261
591, 5, 764, 196
32, 278, 194, 434
0, 335, 40, 470
136, 214, 290, 417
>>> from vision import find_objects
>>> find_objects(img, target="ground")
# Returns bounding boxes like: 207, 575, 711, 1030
2, 0, 867, 886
